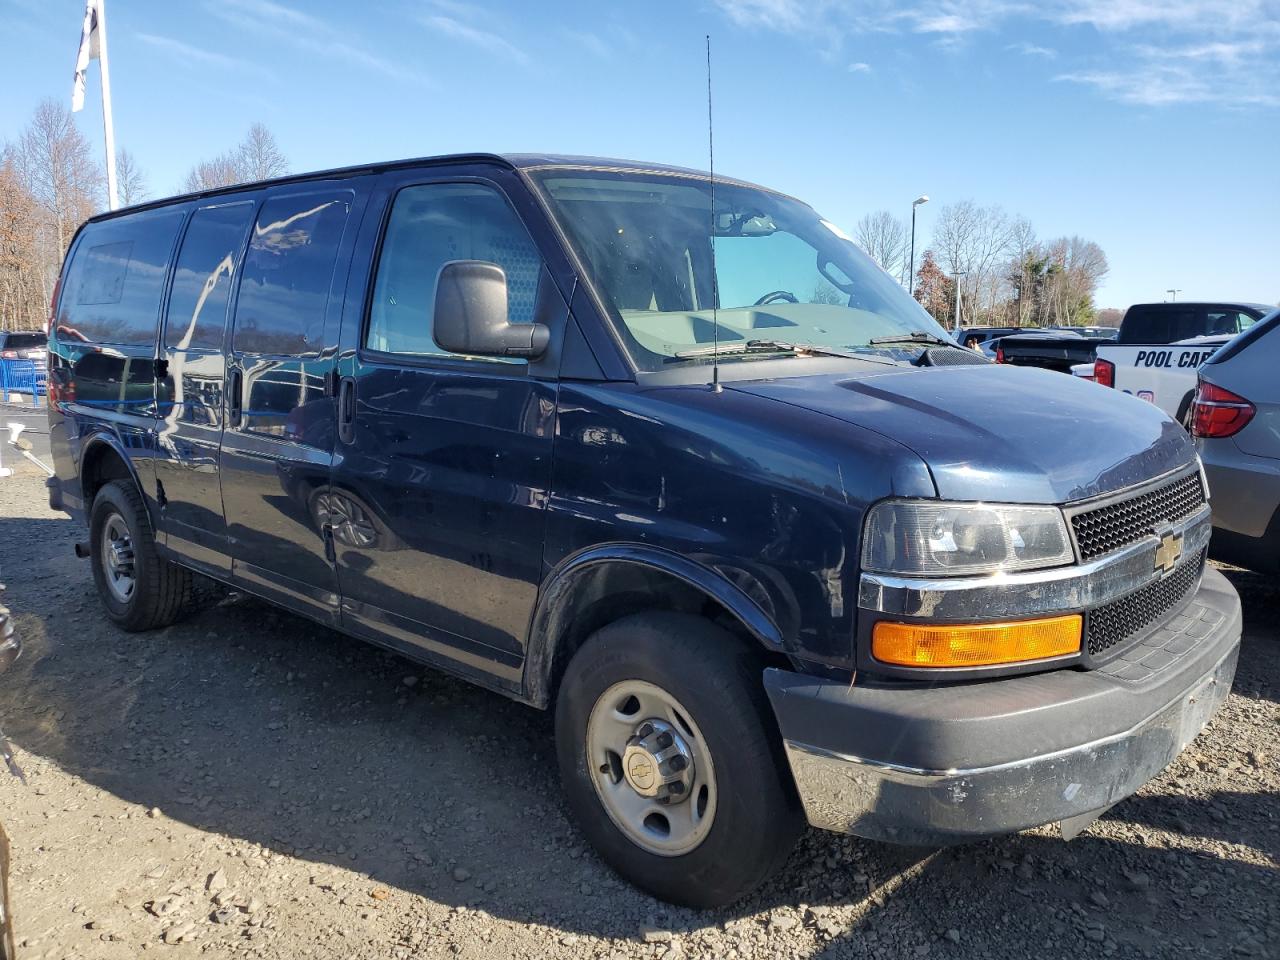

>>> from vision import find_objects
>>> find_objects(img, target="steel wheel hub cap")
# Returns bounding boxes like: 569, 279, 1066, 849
101, 512, 136, 602
621, 719, 695, 801
586, 680, 717, 857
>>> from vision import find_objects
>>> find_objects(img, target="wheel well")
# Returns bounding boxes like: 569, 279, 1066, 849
529, 561, 783, 709
80, 442, 134, 509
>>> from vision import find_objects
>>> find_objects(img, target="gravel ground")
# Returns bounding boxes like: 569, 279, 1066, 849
0, 465, 1276, 960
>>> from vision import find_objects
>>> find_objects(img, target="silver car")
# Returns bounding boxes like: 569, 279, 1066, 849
1193, 308, 1280, 571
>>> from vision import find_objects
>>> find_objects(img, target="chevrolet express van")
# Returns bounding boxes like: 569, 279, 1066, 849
46, 155, 1241, 907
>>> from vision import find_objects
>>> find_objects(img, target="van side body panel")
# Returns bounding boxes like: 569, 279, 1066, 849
218, 179, 373, 622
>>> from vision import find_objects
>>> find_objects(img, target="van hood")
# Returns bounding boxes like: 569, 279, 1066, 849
730, 363, 1195, 504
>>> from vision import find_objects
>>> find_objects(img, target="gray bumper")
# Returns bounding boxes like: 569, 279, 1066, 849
765, 566, 1241, 845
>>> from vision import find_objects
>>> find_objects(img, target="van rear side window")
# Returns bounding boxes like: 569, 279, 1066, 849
58, 209, 187, 344
165, 201, 257, 351
232, 192, 352, 356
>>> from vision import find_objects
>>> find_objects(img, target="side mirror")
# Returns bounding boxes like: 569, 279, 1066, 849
433, 260, 550, 359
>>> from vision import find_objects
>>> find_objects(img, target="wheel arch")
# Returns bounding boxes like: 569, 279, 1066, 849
523, 544, 786, 709
80, 435, 148, 522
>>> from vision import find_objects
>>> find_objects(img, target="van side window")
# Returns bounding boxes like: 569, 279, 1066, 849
58, 208, 186, 344
165, 201, 256, 350
366, 183, 541, 361
232, 192, 352, 356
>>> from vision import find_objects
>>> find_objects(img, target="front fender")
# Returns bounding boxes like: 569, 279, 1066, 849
523, 543, 785, 708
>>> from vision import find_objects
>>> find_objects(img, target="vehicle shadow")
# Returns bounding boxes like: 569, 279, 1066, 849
0, 513, 1275, 955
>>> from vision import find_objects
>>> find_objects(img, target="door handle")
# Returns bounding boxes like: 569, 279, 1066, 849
227, 368, 243, 427
337, 375, 356, 445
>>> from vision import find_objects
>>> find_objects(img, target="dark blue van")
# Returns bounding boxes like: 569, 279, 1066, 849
45, 155, 1240, 907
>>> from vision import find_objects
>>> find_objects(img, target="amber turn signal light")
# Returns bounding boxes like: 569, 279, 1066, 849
872, 615, 1082, 668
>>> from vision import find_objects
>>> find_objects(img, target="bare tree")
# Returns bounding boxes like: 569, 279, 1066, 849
237, 123, 289, 182
929, 200, 1017, 323
854, 210, 908, 281
183, 152, 242, 192
12, 99, 100, 260
115, 149, 149, 206
183, 123, 289, 192
0, 152, 47, 329
6, 99, 102, 319
1005, 216, 1037, 326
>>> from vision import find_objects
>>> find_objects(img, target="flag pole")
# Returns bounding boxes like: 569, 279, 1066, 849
97, 0, 119, 210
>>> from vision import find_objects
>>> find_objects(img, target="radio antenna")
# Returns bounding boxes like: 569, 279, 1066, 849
706, 34, 722, 393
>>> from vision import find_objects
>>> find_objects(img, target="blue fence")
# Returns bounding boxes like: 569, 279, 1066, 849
0, 359, 45, 402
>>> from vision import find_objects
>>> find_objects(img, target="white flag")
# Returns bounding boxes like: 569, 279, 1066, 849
72, 0, 101, 113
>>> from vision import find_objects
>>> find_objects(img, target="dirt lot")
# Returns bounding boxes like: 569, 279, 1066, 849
0, 465, 1276, 960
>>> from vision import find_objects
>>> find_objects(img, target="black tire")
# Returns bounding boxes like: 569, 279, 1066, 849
89, 479, 192, 632
555, 611, 803, 908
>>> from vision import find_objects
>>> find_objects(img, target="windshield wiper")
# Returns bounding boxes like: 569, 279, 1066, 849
671, 339, 844, 360
867, 331, 957, 348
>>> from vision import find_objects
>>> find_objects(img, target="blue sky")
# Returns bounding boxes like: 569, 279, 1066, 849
2, 0, 1277, 309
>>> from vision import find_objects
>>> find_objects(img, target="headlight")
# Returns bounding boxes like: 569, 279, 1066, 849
862, 500, 1074, 576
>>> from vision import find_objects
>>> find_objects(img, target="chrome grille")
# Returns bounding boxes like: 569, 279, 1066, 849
1071, 471, 1205, 562
1086, 549, 1205, 657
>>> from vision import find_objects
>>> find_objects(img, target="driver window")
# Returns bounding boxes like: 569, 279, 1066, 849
366, 182, 543, 361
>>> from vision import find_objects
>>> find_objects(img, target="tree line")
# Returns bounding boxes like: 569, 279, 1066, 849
855, 202, 1110, 329
1, 99, 288, 331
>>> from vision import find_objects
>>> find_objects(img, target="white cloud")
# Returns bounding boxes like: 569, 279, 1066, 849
1008, 40, 1057, 57
711, 0, 1280, 108
204, 0, 429, 86
848, 61, 873, 73
136, 32, 270, 74
563, 29, 611, 59
423, 15, 530, 66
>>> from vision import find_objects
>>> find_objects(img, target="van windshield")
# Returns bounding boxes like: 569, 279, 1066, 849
529, 168, 949, 371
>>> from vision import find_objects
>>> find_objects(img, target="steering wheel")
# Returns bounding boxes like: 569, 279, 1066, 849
754, 290, 799, 305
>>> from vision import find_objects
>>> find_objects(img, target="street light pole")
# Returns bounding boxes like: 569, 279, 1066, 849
1167, 288, 1182, 302
908, 195, 928, 294
951, 270, 967, 335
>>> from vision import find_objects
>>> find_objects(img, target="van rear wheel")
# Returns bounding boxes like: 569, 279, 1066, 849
89, 480, 191, 632
555, 611, 802, 908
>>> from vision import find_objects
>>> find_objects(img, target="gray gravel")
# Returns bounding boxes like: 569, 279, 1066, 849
0, 466, 1276, 959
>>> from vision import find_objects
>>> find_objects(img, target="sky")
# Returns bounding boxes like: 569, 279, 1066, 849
1, 0, 1277, 310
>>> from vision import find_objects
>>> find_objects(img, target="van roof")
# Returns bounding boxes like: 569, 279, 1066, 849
1126, 301, 1272, 313
85, 153, 778, 224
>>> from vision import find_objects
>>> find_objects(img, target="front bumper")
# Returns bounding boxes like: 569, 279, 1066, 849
765, 565, 1241, 845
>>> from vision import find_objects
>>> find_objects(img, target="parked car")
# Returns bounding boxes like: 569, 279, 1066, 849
995, 328, 1104, 373
1093, 303, 1270, 423
46, 154, 1241, 907
1049, 325, 1119, 339
0, 331, 47, 399
957, 326, 1019, 349
1192, 308, 1280, 572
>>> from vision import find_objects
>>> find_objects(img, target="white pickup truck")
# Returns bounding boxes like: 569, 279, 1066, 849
1088, 302, 1271, 425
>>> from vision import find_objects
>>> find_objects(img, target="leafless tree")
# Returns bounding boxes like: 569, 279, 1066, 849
11, 99, 100, 259
1005, 216, 1037, 325
930, 200, 1017, 323
115, 149, 149, 206
854, 210, 908, 281
0, 152, 47, 329
183, 123, 289, 192
183, 152, 242, 192
5, 99, 102, 323
237, 123, 289, 182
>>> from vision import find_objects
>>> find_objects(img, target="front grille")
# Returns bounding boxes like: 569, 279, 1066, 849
1071, 471, 1205, 561
1087, 549, 1205, 657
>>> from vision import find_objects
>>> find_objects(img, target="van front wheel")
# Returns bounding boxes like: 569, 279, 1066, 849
89, 480, 191, 632
555, 612, 802, 908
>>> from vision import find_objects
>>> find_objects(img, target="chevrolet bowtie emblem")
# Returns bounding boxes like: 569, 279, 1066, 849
1154, 531, 1183, 575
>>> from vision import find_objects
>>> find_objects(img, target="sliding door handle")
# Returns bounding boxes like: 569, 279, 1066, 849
337, 376, 356, 445
227, 368, 243, 427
